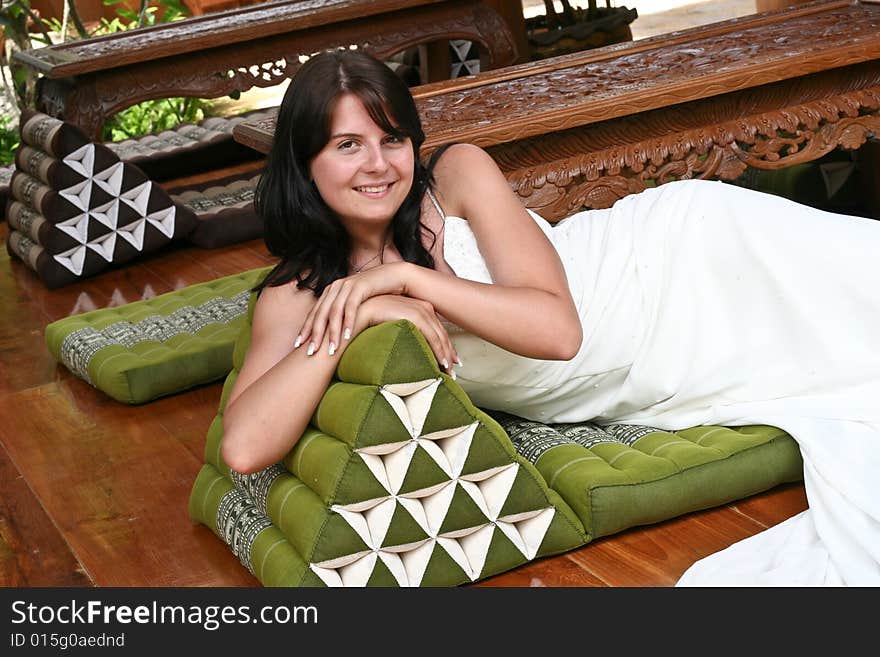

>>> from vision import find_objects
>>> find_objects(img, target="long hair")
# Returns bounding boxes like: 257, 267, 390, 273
254, 49, 436, 295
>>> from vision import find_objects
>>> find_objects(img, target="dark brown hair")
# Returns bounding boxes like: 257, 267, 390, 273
254, 49, 435, 295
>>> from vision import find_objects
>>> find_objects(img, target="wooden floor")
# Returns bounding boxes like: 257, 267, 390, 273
0, 162, 810, 587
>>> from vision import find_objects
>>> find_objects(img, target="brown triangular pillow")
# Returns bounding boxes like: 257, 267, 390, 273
19, 109, 91, 158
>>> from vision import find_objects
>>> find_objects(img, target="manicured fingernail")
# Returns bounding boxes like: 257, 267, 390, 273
455, 358, 463, 367
451, 370, 457, 381
328, 342, 336, 356
307, 342, 315, 356
343, 327, 351, 340
442, 358, 449, 370
294, 335, 302, 348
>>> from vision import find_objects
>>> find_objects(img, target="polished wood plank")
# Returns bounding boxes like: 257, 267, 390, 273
0, 245, 58, 396
563, 506, 769, 587
730, 482, 808, 528
0, 442, 92, 587
474, 551, 606, 587
146, 383, 227, 464
0, 383, 256, 586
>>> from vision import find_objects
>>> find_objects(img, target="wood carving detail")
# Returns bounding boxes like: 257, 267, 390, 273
418, 2, 880, 134
45, 5, 516, 138
507, 88, 880, 221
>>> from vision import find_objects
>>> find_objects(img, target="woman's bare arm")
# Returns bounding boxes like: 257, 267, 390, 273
403, 143, 582, 360
221, 283, 340, 474
221, 285, 459, 474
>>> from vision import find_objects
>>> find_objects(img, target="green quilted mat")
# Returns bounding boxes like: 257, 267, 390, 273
189, 291, 804, 586
488, 413, 803, 539
44, 266, 271, 404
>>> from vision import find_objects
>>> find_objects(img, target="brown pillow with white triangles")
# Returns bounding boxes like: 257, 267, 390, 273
5, 111, 197, 288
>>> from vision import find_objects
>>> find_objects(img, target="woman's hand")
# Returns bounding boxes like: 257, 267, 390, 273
295, 261, 410, 358
351, 294, 461, 376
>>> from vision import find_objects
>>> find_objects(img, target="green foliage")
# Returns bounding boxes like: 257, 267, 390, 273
92, 0, 211, 141
0, 114, 21, 165
101, 0, 190, 28
2, 0, 214, 145
102, 96, 205, 141
1, 0, 54, 109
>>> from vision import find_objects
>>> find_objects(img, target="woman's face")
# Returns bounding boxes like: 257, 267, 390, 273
309, 93, 414, 231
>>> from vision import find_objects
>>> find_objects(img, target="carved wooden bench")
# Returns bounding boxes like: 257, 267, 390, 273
234, 0, 880, 221
13, 0, 519, 140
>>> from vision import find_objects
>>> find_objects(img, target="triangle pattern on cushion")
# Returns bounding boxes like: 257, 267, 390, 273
58, 179, 92, 212
121, 181, 153, 215
147, 205, 177, 238
90, 198, 123, 231
7, 112, 204, 288
86, 231, 118, 262
308, 376, 556, 586
62, 143, 98, 178
92, 161, 127, 197
53, 244, 88, 276
55, 213, 91, 244
117, 218, 147, 251
395, 444, 454, 496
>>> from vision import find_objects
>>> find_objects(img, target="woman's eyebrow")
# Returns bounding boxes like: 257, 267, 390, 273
329, 132, 361, 140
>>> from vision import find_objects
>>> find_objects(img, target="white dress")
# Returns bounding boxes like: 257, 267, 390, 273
438, 179, 880, 586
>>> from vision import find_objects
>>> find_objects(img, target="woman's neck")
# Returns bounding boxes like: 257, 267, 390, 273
348, 225, 393, 273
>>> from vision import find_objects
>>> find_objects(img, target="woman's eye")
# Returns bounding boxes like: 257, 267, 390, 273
337, 140, 357, 151
384, 135, 403, 145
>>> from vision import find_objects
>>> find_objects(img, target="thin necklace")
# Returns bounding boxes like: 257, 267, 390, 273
351, 240, 387, 273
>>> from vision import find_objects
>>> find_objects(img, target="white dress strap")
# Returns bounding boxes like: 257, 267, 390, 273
426, 188, 446, 220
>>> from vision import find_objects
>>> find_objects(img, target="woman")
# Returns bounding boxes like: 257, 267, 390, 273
222, 49, 880, 586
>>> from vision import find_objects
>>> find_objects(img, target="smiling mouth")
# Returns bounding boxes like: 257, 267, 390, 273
354, 183, 393, 194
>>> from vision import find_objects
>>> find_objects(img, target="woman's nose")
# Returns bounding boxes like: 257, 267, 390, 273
363, 144, 389, 172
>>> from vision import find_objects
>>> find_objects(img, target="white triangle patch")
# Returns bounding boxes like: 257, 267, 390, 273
93, 162, 126, 197
146, 205, 177, 238
121, 182, 152, 215
62, 144, 95, 177
117, 218, 147, 251
499, 507, 555, 560
456, 524, 495, 580
53, 244, 88, 275
59, 179, 92, 211
397, 540, 435, 587
90, 198, 121, 230
451, 40, 471, 61
86, 231, 117, 262
56, 213, 91, 243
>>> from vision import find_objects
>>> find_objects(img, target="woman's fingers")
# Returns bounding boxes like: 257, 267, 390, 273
298, 282, 341, 355
341, 290, 364, 345
311, 292, 460, 378
411, 302, 458, 379
326, 281, 358, 355
299, 279, 366, 357
295, 304, 317, 352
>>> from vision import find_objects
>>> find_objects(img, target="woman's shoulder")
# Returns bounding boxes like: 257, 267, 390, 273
252, 279, 316, 332
432, 142, 496, 176
431, 143, 502, 216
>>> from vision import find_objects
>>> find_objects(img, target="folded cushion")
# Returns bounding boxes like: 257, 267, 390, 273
18, 108, 91, 158
189, 298, 804, 586
44, 267, 270, 403
6, 110, 266, 286
190, 316, 587, 586
172, 173, 263, 249
110, 109, 271, 182
5, 125, 199, 288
